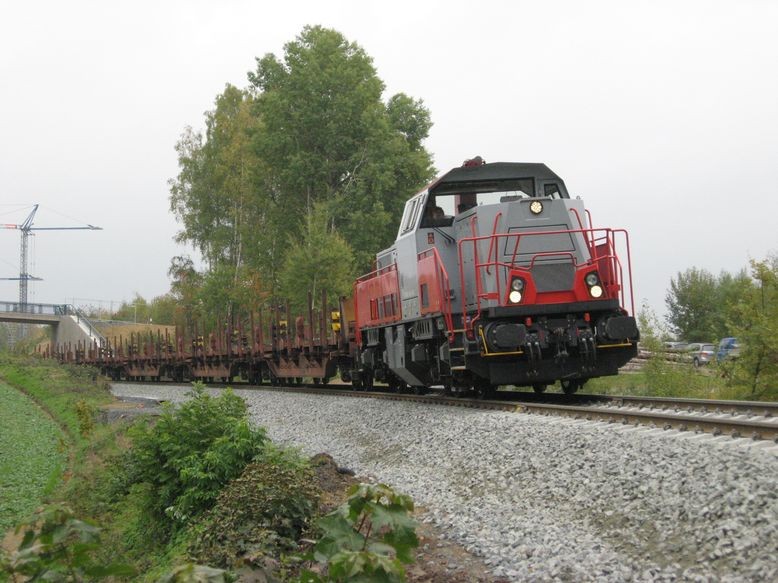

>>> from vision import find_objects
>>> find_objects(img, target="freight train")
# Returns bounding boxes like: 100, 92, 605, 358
53, 157, 638, 396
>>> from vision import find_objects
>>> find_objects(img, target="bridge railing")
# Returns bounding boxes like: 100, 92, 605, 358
0, 300, 107, 345
68, 305, 107, 345
1, 301, 72, 316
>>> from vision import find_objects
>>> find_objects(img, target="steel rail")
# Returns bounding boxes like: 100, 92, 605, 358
497, 391, 778, 417
113, 381, 778, 442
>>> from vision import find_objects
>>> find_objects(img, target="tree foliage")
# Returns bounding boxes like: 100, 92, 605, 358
168, 26, 434, 322
248, 26, 434, 271
170, 85, 261, 271
665, 267, 753, 341
279, 202, 355, 314
728, 256, 778, 398
301, 483, 418, 583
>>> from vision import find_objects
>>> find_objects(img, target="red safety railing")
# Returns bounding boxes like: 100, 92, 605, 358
457, 226, 634, 328
417, 247, 455, 343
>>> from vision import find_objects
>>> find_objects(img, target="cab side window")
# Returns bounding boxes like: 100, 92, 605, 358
400, 197, 422, 235
543, 183, 561, 199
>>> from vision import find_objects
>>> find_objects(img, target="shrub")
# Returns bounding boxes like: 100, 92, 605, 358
75, 399, 97, 437
301, 483, 418, 583
0, 505, 135, 581
125, 383, 267, 526
189, 454, 319, 570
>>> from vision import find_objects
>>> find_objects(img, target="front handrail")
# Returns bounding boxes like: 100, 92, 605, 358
457, 227, 635, 326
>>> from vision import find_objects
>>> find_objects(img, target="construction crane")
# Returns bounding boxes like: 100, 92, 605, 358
1, 204, 102, 307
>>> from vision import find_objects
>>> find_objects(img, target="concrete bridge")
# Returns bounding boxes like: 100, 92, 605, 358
0, 301, 106, 346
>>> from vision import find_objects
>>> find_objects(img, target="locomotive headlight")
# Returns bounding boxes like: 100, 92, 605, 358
509, 290, 522, 304
589, 285, 604, 298
585, 272, 600, 287
529, 200, 543, 215
511, 278, 525, 292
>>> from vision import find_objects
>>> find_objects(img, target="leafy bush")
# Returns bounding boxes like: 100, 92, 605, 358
0, 505, 135, 581
189, 455, 319, 569
125, 384, 267, 526
301, 483, 418, 583
75, 399, 97, 437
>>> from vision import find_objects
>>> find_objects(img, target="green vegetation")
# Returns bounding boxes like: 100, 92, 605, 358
188, 455, 319, 571
0, 382, 66, 533
302, 483, 418, 583
727, 257, 778, 398
124, 385, 268, 526
0, 359, 420, 581
0, 357, 111, 449
1, 506, 134, 581
583, 369, 743, 400
578, 237, 770, 402
167, 25, 434, 327
665, 266, 752, 342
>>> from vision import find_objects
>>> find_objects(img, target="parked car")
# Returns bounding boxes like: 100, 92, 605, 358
685, 342, 716, 367
716, 337, 741, 362
664, 341, 689, 352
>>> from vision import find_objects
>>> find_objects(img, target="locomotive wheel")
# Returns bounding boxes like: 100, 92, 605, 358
413, 386, 427, 396
560, 379, 580, 395
532, 383, 548, 394
473, 378, 494, 400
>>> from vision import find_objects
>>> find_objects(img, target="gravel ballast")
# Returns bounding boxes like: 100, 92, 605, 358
111, 384, 778, 582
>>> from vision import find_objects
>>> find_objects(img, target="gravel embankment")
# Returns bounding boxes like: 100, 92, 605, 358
112, 384, 778, 582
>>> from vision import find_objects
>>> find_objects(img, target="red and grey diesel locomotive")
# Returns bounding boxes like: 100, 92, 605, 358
53, 158, 638, 395
350, 157, 638, 396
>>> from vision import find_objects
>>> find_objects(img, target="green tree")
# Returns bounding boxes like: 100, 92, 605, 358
170, 85, 262, 271
665, 268, 720, 341
279, 203, 355, 314
729, 256, 778, 398
249, 25, 435, 271
168, 26, 435, 320
712, 268, 753, 339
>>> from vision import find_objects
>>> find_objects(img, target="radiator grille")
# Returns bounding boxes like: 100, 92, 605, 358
530, 263, 575, 292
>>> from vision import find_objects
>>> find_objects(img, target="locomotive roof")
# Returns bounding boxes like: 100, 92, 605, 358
429, 162, 566, 195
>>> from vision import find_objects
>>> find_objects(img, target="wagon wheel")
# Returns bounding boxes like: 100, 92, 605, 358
532, 383, 548, 394
560, 379, 580, 395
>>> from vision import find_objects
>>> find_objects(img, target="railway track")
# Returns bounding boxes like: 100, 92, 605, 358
113, 380, 778, 442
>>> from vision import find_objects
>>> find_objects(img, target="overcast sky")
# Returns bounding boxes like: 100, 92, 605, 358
1, 0, 776, 326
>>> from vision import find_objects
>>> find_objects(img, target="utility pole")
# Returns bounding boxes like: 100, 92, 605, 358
1, 204, 102, 308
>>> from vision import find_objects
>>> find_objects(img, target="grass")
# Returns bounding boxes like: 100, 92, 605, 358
581, 362, 769, 401
0, 355, 112, 538
0, 356, 112, 449
0, 381, 67, 534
